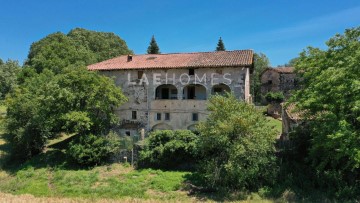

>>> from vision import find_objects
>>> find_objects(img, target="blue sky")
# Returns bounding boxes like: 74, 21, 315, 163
0, 0, 359, 66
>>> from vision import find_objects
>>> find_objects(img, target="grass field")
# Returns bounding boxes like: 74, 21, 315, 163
265, 117, 282, 136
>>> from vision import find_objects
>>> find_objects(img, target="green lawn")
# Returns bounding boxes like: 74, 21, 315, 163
265, 116, 282, 136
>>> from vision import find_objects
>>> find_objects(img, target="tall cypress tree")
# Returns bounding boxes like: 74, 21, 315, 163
147, 35, 160, 54
216, 37, 226, 51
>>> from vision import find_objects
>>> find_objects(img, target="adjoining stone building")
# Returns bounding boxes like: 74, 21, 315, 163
88, 50, 254, 136
260, 67, 298, 118
260, 67, 297, 100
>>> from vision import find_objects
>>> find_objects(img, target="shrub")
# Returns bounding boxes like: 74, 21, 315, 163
196, 93, 278, 191
265, 92, 284, 103
67, 133, 120, 166
138, 130, 198, 170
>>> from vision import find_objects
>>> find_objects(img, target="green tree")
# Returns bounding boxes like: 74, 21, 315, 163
147, 35, 160, 54
0, 60, 21, 99
251, 53, 270, 103
289, 27, 360, 195
26, 28, 133, 74
197, 94, 277, 191
26, 32, 95, 74
5, 67, 127, 159
216, 37, 226, 51
68, 28, 133, 62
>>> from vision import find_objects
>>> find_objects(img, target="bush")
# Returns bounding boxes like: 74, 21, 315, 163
265, 92, 284, 103
138, 130, 198, 170
67, 133, 120, 166
196, 93, 278, 191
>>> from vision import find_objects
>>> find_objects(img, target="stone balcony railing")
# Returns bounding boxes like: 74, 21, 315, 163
150, 99, 207, 111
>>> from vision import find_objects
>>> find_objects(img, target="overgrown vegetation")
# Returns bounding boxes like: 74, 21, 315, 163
67, 133, 121, 166
265, 92, 285, 103
283, 26, 360, 199
5, 67, 127, 161
0, 60, 21, 100
251, 53, 270, 104
138, 130, 198, 170
196, 94, 278, 191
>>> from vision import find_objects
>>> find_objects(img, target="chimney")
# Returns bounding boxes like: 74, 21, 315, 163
127, 55, 133, 62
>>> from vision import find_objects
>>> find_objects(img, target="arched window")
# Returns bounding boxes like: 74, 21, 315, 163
211, 83, 231, 95
183, 84, 207, 100
155, 84, 178, 99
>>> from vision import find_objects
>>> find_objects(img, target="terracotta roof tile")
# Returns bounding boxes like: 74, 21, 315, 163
88, 50, 253, 70
272, 67, 294, 73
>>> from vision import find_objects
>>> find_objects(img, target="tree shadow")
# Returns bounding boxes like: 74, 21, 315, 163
0, 134, 85, 174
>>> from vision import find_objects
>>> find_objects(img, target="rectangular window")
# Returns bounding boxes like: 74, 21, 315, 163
189, 68, 195, 75
138, 70, 144, 79
156, 113, 162, 121
125, 131, 131, 136
192, 113, 198, 121
268, 80, 272, 85
165, 113, 170, 121
132, 111, 137, 120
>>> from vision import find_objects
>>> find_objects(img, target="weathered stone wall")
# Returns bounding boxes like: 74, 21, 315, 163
100, 66, 250, 135
260, 70, 297, 101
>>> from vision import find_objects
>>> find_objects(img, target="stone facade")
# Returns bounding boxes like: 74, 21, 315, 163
88, 50, 254, 137
99, 66, 251, 136
260, 67, 297, 100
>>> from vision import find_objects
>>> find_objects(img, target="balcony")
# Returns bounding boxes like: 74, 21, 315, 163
150, 99, 207, 111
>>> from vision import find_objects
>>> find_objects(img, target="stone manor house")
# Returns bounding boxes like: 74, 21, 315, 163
88, 50, 254, 136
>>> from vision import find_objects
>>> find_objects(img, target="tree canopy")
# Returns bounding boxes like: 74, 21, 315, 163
147, 35, 160, 54
197, 94, 277, 190
216, 37, 226, 51
289, 27, 360, 194
6, 67, 127, 159
0, 60, 21, 99
26, 28, 133, 74
251, 53, 270, 103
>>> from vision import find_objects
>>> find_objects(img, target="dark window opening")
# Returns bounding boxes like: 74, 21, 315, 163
132, 111, 137, 120
216, 69, 223, 75
165, 113, 170, 121
161, 88, 169, 99
189, 68, 195, 75
268, 80, 272, 85
192, 113, 198, 121
138, 71, 144, 79
125, 131, 131, 136
214, 87, 222, 93
156, 113, 162, 121
187, 86, 195, 99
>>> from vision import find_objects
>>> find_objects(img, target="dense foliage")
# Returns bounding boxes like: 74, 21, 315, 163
147, 35, 160, 54
216, 37, 226, 51
265, 92, 285, 103
67, 133, 121, 166
138, 130, 198, 170
5, 67, 127, 159
251, 53, 270, 103
0, 60, 21, 99
288, 27, 360, 197
196, 94, 277, 191
26, 28, 133, 73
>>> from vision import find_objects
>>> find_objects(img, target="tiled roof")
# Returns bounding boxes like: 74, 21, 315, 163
272, 67, 294, 73
88, 50, 253, 70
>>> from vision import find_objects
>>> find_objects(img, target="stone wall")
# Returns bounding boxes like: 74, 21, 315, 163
100, 66, 250, 135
